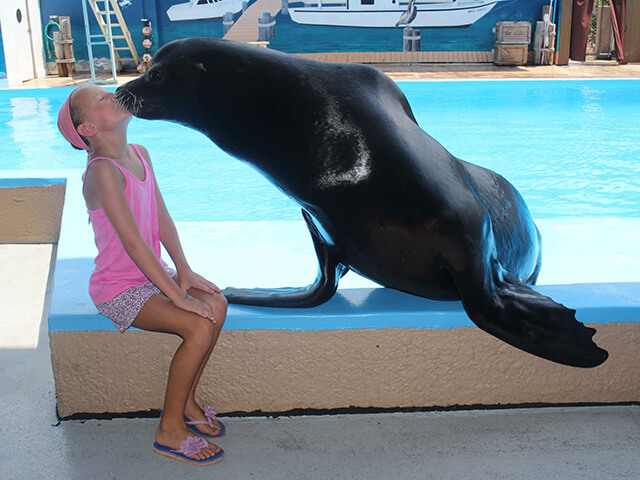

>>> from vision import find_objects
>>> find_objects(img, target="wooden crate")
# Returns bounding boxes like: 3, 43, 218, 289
495, 21, 532, 44
493, 43, 529, 66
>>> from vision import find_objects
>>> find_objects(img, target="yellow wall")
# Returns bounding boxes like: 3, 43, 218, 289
51, 324, 640, 418
0, 183, 66, 244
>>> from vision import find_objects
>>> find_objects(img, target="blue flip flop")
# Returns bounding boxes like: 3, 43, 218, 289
185, 404, 226, 439
153, 436, 224, 465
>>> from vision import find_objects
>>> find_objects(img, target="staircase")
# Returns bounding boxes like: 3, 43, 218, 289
82, 0, 139, 82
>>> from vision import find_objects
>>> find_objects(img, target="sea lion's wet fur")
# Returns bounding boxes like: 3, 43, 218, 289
117, 38, 608, 368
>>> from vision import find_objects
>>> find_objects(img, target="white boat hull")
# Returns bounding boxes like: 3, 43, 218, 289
167, 0, 244, 21
289, 1, 498, 28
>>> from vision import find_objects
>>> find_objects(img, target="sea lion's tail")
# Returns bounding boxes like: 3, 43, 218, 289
459, 272, 608, 368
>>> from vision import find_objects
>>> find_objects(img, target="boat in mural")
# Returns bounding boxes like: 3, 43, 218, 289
289, 0, 506, 28
167, 0, 244, 21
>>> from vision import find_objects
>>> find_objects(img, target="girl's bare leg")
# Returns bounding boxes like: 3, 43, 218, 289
183, 289, 228, 436
132, 294, 220, 460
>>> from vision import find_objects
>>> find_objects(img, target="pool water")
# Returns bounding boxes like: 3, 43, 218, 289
1, 79, 639, 222
2, 78, 639, 288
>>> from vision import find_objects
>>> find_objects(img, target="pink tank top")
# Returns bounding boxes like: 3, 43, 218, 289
85, 144, 165, 303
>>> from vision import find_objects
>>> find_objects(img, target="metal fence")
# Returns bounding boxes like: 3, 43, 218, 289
586, 5, 615, 59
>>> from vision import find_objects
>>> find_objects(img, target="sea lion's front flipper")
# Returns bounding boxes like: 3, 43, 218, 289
223, 210, 348, 307
457, 270, 608, 368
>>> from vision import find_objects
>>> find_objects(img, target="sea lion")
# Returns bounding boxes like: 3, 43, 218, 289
116, 38, 608, 368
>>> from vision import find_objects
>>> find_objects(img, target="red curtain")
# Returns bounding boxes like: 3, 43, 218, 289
609, 0, 626, 63
570, 0, 595, 61
570, 0, 626, 63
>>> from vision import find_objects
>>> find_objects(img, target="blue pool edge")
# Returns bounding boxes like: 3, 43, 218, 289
48, 273, 640, 332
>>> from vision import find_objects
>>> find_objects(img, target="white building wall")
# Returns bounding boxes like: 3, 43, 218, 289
0, 0, 46, 86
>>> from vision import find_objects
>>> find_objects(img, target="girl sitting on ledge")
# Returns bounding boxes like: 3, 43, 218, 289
58, 84, 227, 466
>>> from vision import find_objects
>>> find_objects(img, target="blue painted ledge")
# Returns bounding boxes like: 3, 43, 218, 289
0, 178, 66, 188
48, 258, 640, 332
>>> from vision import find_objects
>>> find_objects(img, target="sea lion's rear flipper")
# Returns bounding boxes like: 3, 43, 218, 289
223, 210, 348, 307
456, 266, 608, 368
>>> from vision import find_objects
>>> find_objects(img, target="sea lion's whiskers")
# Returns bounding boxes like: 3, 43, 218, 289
113, 91, 127, 110
134, 96, 143, 116
114, 90, 140, 115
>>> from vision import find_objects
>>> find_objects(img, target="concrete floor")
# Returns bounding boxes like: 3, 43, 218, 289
1, 244, 639, 479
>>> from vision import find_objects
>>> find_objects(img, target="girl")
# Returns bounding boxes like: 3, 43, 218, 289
58, 84, 227, 466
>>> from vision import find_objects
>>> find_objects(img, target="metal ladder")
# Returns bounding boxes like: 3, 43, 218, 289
81, 0, 140, 83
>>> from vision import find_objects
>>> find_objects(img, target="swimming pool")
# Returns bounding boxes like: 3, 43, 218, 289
1, 79, 639, 287
2, 79, 639, 221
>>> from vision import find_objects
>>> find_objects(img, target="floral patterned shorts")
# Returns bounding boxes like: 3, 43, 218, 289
95, 266, 177, 333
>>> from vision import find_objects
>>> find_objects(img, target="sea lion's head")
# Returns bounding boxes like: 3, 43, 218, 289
115, 38, 220, 125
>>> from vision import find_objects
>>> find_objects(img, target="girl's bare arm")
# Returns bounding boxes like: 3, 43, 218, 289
135, 145, 220, 294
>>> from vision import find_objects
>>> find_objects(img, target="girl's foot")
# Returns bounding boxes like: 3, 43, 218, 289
155, 424, 220, 461
184, 402, 223, 437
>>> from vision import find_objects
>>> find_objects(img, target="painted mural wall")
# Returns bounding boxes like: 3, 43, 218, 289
0, 21, 6, 78
33, 0, 551, 64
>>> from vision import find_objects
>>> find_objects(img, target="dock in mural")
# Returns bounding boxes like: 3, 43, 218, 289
223, 0, 282, 42
297, 50, 493, 63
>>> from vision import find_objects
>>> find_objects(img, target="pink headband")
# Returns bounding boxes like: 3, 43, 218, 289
58, 95, 90, 151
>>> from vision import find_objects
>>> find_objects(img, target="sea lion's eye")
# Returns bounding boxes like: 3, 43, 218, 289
148, 69, 164, 83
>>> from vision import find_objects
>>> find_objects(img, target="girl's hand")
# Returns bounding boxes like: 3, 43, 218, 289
178, 268, 222, 295
171, 292, 216, 322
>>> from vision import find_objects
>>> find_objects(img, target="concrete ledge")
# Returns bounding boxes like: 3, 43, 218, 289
48, 257, 640, 417
51, 325, 640, 418
0, 178, 66, 244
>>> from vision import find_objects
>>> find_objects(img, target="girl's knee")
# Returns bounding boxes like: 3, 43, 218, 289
184, 315, 216, 349
219, 292, 228, 310
215, 293, 228, 323
205, 292, 228, 327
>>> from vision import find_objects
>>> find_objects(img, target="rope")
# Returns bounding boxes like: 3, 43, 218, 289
44, 20, 61, 59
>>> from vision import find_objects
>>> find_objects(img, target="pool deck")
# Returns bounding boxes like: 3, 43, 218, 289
2, 65, 640, 478
11, 61, 640, 89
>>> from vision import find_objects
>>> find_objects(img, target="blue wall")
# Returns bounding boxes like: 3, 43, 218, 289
1, 0, 554, 77
0, 20, 6, 78
39, 0, 234, 62
40, 0, 162, 64
272, 0, 548, 53
36, 0, 550, 60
